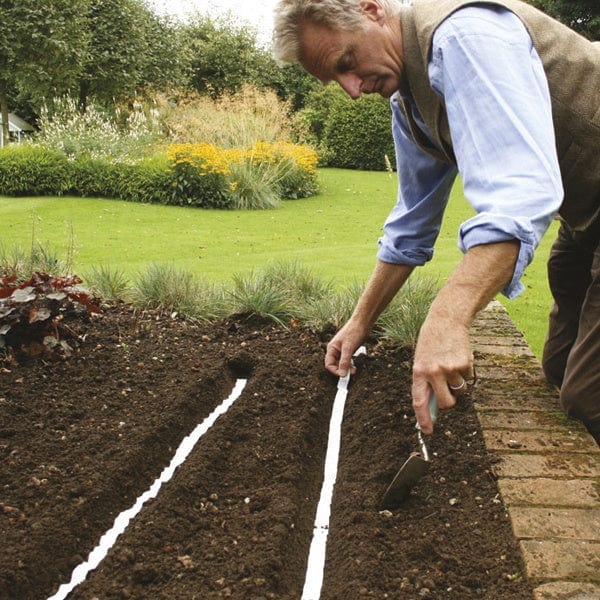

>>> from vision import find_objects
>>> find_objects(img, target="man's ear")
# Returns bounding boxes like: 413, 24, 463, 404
359, 0, 386, 23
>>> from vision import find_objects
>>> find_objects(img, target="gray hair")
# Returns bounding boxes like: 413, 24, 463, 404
273, 0, 403, 64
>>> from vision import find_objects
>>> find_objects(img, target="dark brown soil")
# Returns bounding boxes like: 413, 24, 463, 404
0, 305, 534, 599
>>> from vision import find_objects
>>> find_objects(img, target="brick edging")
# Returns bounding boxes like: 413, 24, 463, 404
471, 301, 600, 600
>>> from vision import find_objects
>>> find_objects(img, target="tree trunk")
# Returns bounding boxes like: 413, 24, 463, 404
78, 80, 90, 113
0, 83, 10, 147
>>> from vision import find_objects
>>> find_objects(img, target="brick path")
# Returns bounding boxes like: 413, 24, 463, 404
470, 301, 600, 600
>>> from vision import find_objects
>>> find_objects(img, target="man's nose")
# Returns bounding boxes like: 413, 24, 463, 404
338, 73, 362, 99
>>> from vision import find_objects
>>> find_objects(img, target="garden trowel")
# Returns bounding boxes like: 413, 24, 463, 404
380, 392, 438, 509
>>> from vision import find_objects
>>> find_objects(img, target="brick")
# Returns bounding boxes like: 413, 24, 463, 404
520, 539, 600, 580
482, 428, 599, 453
478, 410, 564, 431
474, 396, 561, 411
511, 507, 600, 541
471, 343, 535, 356
474, 392, 560, 411
493, 453, 600, 479
472, 334, 530, 347
477, 364, 549, 381
533, 581, 600, 599
498, 478, 600, 507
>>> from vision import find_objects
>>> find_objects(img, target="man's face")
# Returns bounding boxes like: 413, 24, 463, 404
297, 1, 404, 100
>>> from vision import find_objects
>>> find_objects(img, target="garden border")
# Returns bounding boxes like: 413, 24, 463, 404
470, 301, 600, 599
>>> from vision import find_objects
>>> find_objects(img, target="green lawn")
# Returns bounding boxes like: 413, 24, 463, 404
0, 168, 556, 357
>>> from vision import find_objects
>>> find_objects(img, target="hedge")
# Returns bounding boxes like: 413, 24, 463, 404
0, 141, 319, 210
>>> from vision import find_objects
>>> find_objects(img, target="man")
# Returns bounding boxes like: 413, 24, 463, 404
273, 0, 600, 444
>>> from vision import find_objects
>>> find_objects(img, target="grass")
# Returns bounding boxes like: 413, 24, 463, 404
0, 168, 556, 357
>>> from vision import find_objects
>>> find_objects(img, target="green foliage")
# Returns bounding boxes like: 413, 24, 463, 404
527, 0, 599, 39
260, 260, 334, 305
77, 0, 154, 109
0, 144, 72, 196
114, 157, 173, 204
185, 15, 268, 98
85, 264, 132, 302
138, 13, 191, 90
134, 263, 228, 321
377, 276, 440, 346
297, 85, 396, 171
0, 0, 90, 133
278, 159, 320, 200
296, 280, 364, 331
167, 154, 232, 209
229, 269, 292, 325
323, 92, 395, 171
0, 240, 73, 280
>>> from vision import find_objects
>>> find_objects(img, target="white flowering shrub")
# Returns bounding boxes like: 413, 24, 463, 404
34, 96, 164, 162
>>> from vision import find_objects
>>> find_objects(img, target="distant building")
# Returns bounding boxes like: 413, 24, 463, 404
0, 113, 35, 147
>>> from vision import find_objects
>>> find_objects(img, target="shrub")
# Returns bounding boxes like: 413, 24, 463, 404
0, 145, 72, 196
166, 141, 319, 209
35, 96, 163, 162
113, 156, 172, 204
166, 143, 233, 208
0, 272, 100, 361
266, 142, 319, 200
297, 85, 396, 171
69, 155, 172, 204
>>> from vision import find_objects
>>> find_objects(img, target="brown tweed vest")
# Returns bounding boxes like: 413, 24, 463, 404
398, 0, 600, 230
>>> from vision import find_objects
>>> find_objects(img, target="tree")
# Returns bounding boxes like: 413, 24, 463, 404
137, 13, 191, 91
0, 0, 90, 144
529, 0, 599, 40
184, 14, 271, 98
77, 0, 152, 110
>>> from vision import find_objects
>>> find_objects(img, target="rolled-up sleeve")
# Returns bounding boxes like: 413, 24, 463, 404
429, 6, 563, 298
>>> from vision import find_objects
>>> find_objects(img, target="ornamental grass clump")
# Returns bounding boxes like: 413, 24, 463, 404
134, 263, 228, 321
85, 264, 132, 303
376, 276, 440, 346
0, 241, 74, 281
159, 86, 293, 148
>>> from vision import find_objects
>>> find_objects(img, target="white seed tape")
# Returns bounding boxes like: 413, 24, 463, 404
302, 347, 366, 600
47, 378, 248, 600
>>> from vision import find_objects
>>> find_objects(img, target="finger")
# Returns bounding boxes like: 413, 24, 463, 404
448, 377, 467, 394
324, 345, 342, 376
412, 380, 434, 435
324, 342, 356, 377
336, 345, 356, 377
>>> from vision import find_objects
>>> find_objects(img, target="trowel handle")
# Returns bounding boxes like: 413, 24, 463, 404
429, 390, 439, 424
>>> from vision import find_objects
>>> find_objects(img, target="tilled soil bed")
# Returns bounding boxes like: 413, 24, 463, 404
0, 305, 533, 599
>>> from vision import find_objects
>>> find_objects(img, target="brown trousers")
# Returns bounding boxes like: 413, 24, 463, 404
542, 219, 600, 445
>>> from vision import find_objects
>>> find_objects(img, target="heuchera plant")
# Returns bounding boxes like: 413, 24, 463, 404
0, 272, 101, 361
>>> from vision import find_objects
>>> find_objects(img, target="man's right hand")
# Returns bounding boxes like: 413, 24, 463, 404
324, 260, 414, 377
324, 319, 367, 377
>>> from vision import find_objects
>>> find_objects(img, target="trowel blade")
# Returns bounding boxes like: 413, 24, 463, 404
380, 453, 430, 509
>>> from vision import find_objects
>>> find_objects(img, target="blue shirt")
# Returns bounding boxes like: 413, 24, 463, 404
377, 5, 563, 298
